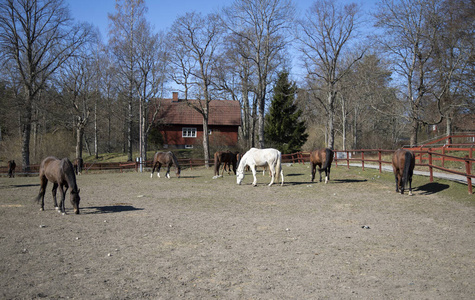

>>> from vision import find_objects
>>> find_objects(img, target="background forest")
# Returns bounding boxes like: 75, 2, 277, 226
0, 0, 473, 172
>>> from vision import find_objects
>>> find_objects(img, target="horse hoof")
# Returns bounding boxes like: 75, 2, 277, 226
409, 191, 413, 196
55, 207, 59, 210
40, 208, 44, 211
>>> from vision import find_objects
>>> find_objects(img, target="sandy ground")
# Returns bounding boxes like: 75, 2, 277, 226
0, 164, 474, 299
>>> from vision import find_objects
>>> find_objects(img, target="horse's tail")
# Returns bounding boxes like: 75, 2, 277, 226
275, 151, 284, 185
402, 151, 412, 189
323, 148, 333, 170
214, 152, 220, 175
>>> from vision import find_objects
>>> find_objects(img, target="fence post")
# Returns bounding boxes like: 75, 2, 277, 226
378, 150, 382, 173
428, 149, 433, 183
361, 151, 365, 171
442, 145, 446, 168
346, 151, 350, 169
465, 156, 473, 195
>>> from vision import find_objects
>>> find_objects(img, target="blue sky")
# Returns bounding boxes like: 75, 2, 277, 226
66, 0, 378, 41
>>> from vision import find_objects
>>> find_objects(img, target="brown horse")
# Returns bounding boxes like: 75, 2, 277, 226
35, 156, 81, 214
8, 160, 16, 178
392, 149, 415, 195
73, 157, 84, 175
150, 151, 181, 179
213, 151, 237, 178
310, 148, 334, 183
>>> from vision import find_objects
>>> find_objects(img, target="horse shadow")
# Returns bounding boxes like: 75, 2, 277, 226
83, 205, 144, 214
13, 184, 40, 188
332, 179, 368, 184
414, 182, 450, 195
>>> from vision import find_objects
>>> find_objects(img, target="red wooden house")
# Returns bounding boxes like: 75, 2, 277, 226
152, 92, 241, 149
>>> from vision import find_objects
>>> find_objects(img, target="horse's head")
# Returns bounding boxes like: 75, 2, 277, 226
236, 170, 244, 185
70, 189, 81, 214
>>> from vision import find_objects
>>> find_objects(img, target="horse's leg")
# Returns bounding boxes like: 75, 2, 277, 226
157, 163, 162, 178
166, 164, 171, 179
318, 164, 323, 182
150, 163, 156, 178
268, 165, 276, 186
38, 177, 47, 211
59, 185, 67, 214
250, 165, 258, 186
52, 183, 59, 210
311, 162, 316, 182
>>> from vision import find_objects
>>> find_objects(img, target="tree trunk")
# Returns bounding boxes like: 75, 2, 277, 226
410, 118, 419, 147
76, 126, 84, 173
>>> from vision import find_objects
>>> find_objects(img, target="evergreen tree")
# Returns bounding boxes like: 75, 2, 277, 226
265, 72, 308, 154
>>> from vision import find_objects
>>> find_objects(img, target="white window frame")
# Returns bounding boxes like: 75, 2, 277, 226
182, 127, 197, 138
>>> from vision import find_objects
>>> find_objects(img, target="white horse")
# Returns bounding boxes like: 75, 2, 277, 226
236, 148, 284, 186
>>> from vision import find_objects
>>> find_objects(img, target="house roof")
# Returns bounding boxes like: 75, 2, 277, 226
156, 98, 241, 126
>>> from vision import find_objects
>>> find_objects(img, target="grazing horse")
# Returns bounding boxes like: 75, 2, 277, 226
213, 151, 237, 178
236, 148, 284, 186
35, 156, 81, 214
392, 149, 415, 195
310, 148, 334, 183
8, 160, 16, 178
150, 151, 181, 179
73, 157, 84, 175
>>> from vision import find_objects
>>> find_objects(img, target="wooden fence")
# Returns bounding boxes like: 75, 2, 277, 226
2, 138, 474, 194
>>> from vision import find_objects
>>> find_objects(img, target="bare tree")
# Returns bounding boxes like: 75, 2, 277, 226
297, 0, 365, 149
373, 0, 467, 146
222, 0, 295, 149
135, 22, 167, 162
108, 0, 147, 161
167, 12, 223, 166
0, 0, 93, 171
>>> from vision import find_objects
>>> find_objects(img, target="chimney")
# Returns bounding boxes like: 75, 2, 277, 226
172, 92, 178, 102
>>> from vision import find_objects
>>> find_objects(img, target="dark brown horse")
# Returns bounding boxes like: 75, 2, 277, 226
150, 151, 181, 179
310, 148, 334, 183
73, 157, 84, 175
8, 160, 16, 178
35, 156, 81, 214
392, 149, 415, 195
213, 151, 237, 178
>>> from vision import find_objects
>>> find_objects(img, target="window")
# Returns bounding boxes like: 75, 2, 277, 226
182, 127, 197, 138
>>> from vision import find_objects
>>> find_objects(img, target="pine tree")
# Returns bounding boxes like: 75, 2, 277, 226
265, 72, 308, 154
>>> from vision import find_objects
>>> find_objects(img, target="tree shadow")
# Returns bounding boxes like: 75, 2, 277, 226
82, 204, 144, 214
414, 182, 450, 195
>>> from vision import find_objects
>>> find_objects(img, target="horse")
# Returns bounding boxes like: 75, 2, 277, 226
310, 148, 334, 183
213, 151, 237, 178
73, 157, 84, 175
392, 149, 415, 195
236, 148, 284, 186
7, 160, 16, 178
35, 156, 81, 214
150, 151, 181, 179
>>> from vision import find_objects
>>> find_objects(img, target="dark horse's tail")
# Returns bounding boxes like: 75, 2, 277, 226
402, 151, 412, 189
323, 148, 333, 171
214, 152, 220, 176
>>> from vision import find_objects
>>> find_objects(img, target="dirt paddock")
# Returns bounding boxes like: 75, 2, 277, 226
0, 164, 474, 299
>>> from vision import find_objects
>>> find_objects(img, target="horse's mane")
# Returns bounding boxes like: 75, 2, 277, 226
168, 151, 180, 169
61, 158, 79, 192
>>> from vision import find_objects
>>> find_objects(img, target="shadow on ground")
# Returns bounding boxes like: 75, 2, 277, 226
415, 182, 450, 195
83, 205, 144, 214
